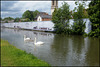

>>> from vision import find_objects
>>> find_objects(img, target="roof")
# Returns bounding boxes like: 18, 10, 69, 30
39, 12, 48, 15
35, 14, 52, 19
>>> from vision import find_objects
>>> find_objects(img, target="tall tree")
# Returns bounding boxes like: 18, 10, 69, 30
52, 2, 71, 34
22, 10, 33, 21
72, 2, 86, 35
33, 10, 39, 18
22, 10, 39, 21
52, 8, 59, 23
88, 0, 100, 37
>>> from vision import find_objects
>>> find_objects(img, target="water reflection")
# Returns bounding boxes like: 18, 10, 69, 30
85, 38, 99, 66
51, 34, 99, 66
1, 28, 99, 66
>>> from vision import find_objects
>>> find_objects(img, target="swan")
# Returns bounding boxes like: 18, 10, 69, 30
24, 35, 31, 41
34, 37, 44, 45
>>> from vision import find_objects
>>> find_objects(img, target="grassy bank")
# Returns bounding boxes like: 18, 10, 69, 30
1, 39, 50, 66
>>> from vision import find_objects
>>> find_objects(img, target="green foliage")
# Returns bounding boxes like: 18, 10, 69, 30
52, 8, 58, 23
52, 2, 71, 34
73, 9, 89, 18
14, 17, 31, 22
4, 17, 14, 21
73, 1, 88, 18
54, 22, 64, 34
22, 10, 39, 21
33, 10, 39, 18
72, 3, 86, 35
14, 17, 20, 22
22, 10, 33, 21
72, 21, 86, 35
88, 0, 100, 37
52, 2, 87, 35
1, 39, 50, 66
88, 27, 100, 37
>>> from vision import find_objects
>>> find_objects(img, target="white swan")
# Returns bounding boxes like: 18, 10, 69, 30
24, 35, 31, 41
34, 37, 44, 45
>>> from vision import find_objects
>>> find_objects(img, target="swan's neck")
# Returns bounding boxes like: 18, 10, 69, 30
24, 36, 26, 40
34, 37, 36, 43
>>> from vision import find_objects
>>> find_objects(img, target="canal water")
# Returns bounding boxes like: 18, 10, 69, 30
1, 28, 99, 66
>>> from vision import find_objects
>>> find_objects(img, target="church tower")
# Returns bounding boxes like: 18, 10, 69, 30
51, 0, 58, 15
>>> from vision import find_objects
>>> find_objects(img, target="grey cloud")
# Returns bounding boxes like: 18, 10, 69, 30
1, 1, 24, 18
1, 1, 90, 18
1, 1, 18, 11
1, 12, 22, 18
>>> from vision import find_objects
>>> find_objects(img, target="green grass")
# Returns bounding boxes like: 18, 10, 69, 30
1, 39, 50, 66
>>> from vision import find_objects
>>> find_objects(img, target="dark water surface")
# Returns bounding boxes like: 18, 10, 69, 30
1, 28, 99, 66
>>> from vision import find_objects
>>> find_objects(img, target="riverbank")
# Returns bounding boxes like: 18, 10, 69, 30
1, 27, 54, 33
1, 39, 50, 66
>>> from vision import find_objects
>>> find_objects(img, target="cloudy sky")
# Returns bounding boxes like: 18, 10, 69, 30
1, 1, 91, 19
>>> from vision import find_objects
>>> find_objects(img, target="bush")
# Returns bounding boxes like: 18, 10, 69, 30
88, 0, 100, 37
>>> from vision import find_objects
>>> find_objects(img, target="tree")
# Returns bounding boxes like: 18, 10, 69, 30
72, 2, 86, 35
88, 0, 100, 37
33, 10, 39, 19
52, 8, 59, 23
52, 2, 71, 34
22, 10, 33, 21
4, 17, 14, 21
14, 17, 20, 22
22, 10, 39, 21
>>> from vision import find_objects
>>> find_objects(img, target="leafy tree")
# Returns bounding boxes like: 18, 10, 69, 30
22, 10, 39, 21
52, 8, 59, 24
4, 17, 14, 21
33, 10, 39, 19
22, 10, 33, 21
52, 2, 71, 34
72, 2, 86, 35
73, 9, 88, 18
14, 17, 20, 22
88, 0, 100, 37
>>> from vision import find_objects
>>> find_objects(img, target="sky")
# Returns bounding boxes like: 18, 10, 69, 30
1, 1, 91, 19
